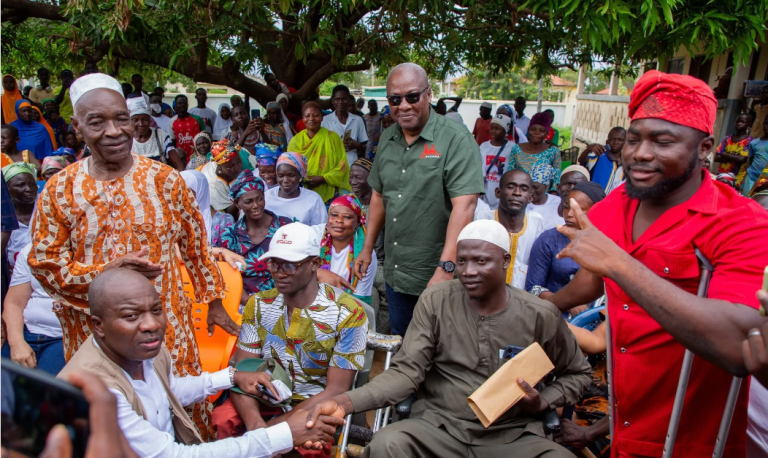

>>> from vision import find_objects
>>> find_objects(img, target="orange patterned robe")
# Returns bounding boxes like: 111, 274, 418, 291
28, 154, 225, 440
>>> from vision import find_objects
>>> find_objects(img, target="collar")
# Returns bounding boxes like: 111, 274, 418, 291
35, 84, 52, 91
393, 108, 437, 143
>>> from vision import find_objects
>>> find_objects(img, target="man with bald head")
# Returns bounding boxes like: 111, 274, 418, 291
308, 220, 590, 457
29, 73, 236, 439
354, 62, 484, 336
59, 268, 343, 457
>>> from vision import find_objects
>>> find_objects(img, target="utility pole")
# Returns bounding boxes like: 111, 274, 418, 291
537, 78, 543, 112
371, 65, 375, 86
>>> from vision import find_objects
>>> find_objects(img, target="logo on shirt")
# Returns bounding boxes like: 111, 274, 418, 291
421, 144, 441, 159
276, 233, 293, 245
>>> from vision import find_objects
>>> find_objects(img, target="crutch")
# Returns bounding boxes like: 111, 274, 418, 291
603, 289, 615, 441
662, 249, 743, 458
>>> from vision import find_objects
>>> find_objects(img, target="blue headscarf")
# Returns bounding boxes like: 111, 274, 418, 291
229, 169, 266, 201
50, 147, 75, 158
10, 99, 54, 160
381, 106, 390, 117
531, 163, 554, 186
255, 143, 281, 167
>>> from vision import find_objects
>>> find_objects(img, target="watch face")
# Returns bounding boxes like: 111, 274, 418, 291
442, 260, 456, 272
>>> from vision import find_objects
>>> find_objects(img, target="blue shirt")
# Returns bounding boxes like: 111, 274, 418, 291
2, 175, 19, 300
525, 228, 580, 294
590, 152, 620, 191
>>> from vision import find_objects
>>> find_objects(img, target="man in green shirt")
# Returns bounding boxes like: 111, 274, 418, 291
306, 220, 591, 457
353, 63, 484, 336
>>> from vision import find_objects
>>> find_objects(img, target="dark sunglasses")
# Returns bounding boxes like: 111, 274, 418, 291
386, 87, 429, 106
267, 258, 312, 275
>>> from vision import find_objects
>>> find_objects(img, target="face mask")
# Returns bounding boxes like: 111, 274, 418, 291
150, 103, 162, 114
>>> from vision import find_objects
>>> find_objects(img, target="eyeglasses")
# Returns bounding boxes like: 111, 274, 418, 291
266, 258, 312, 275
386, 87, 429, 106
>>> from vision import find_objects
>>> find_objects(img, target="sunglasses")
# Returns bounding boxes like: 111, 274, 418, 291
386, 87, 429, 106
267, 258, 313, 275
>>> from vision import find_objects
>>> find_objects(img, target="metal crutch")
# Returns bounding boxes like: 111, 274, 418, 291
662, 249, 743, 458
603, 290, 615, 442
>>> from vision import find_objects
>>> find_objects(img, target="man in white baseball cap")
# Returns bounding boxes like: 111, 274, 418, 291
213, 222, 369, 447
304, 219, 591, 458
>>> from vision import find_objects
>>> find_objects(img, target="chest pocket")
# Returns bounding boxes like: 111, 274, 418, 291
644, 248, 701, 281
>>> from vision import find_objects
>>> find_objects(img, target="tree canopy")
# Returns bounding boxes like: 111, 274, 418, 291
2, 0, 765, 106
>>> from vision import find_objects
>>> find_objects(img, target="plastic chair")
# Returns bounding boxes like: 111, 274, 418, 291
569, 305, 606, 330
181, 261, 243, 374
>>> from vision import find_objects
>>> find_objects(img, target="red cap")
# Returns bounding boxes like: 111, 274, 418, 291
628, 70, 717, 135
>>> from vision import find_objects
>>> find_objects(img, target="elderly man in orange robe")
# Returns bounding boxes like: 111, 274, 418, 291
28, 73, 239, 439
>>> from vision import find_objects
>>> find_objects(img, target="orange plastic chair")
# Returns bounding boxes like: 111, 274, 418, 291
181, 261, 244, 375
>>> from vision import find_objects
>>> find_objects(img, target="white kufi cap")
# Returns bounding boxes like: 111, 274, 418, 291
70, 73, 125, 107
127, 96, 150, 117
457, 220, 510, 252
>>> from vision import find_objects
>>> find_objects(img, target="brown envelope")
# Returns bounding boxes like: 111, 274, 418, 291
467, 342, 554, 428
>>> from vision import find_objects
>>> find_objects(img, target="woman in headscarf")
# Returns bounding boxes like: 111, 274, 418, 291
264, 151, 327, 225
286, 101, 351, 203
262, 102, 290, 149
506, 111, 561, 191
30, 106, 58, 149
230, 94, 244, 108
275, 93, 298, 139
186, 131, 212, 170
41, 156, 69, 181
212, 103, 233, 141
2, 75, 23, 124
10, 100, 54, 160
311, 195, 377, 304
253, 143, 281, 189
214, 170, 293, 303
2, 162, 38, 270
199, 140, 243, 217
128, 97, 175, 165
1, 125, 41, 176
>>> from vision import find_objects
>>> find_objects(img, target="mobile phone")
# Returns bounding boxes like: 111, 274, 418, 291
251, 109, 261, 120
343, 130, 352, 141
761, 265, 767, 316
1, 358, 90, 457
501, 345, 526, 361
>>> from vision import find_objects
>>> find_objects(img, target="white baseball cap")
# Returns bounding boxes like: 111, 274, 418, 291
258, 223, 320, 262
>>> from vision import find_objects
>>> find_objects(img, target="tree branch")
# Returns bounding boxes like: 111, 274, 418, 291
1, 0, 65, 22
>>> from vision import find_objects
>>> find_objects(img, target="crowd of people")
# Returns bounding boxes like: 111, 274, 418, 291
1, 60, 768, 458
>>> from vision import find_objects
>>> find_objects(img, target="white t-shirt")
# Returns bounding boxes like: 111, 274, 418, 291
7, 222, 30, 270
479, 140, 515, 210
309, 225, 377, 298
528, 194, 564, 230
265, 187, 328, 226
474, 210, 546, 290
188, 107, 218, 133
321, 111, 368, 167
10, 244, 62, 338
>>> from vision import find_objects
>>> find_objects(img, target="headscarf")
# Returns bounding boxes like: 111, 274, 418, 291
211, 139, 241, 165
213, 103, 233, 141
230, 95, 243, 106
351, 158, 373, 172
193, 131, 212, 155
562, 164, 590, 181
320, 195, 367, 291
497, 104, 514, 118
529, 112, 551, 132
716, 172, 737, 188
380, 105, 390, 116
42, 156, 68, 174
2, 162, 37, 182
1, 75, 23, 124
531, 163, 554, 186
32, 106, 58, 148
10, 100, 54, 160
276, 93, 289, 105
571, 181, 606, 204
50, 147, 75, 158
273, 97, 294, 144
180, 170, 213, 242
277, 152, 308, 178
255, 143, 281, 166
41, 98, 56, 108
628, 70, 717, 135
127, 97, 150, 117
266, 102, 281, 111
229, 169, 265, 201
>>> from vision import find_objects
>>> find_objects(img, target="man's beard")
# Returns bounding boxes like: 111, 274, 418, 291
625, 152, 699, 200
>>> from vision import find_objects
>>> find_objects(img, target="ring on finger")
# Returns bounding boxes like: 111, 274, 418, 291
748, 329, 762, 338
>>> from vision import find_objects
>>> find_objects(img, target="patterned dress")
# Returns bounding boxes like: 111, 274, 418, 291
716, 135, 752, 186
28, 154, 225, 440
237, 284, 368, 403
214, 210, 293, 295
506, 144, 562, 190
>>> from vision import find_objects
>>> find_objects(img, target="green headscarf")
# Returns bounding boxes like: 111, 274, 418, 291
2, 162, 37, 182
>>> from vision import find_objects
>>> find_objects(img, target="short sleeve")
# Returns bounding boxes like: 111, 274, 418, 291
355, 118, 368, 144
368, 150, 383, 194
159, 129, 174, 155
168, 118, 177, 141
525, 233, 553, 293
330, 295, 368, 370
10, 244, 32, 287
443, 131, 484, 199
236, 295, 263, 354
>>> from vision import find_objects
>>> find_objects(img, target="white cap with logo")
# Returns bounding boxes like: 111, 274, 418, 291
258, 223, 320, 262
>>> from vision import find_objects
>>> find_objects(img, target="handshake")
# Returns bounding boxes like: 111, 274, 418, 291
293, 396, 351, 450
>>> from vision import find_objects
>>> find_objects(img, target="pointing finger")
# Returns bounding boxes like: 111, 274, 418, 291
570, 198, 594, 230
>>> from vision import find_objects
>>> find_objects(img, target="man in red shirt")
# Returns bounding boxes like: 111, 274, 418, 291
472, 102, 493, 145
169, 94, 205, 162
550, 70, 768, 458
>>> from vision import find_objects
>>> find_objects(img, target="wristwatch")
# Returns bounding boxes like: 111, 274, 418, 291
438, 260, 456, 273
228, 366, 238, 386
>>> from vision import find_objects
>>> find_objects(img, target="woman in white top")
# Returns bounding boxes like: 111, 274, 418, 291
212, 103, 233, 141
128, 96, 178, 168
480, 114, 516, 210
2, 162, 36, 270
265, 152, 327, 225
1, 243, 65, 375
311, 195, 376, 303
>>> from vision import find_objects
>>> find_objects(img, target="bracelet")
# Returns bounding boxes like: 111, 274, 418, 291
229, 366, 237, 386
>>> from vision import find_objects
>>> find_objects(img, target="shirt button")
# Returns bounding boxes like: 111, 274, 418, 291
664, 267, 670, 273
406, 147, 410, 151
620, 347, 627, 353
394, 242, 397, 246
624, 421, 630, 427
402, 169, 406, 173
395, 265, 398, 268
623, 304, 629, 311
393, 218, 397, 222
398, 194, 402, 198
480, 317, 485, 321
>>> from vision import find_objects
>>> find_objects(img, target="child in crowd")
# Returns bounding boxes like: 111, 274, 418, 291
1, 125, 41, 176
715, 112, 752, 189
